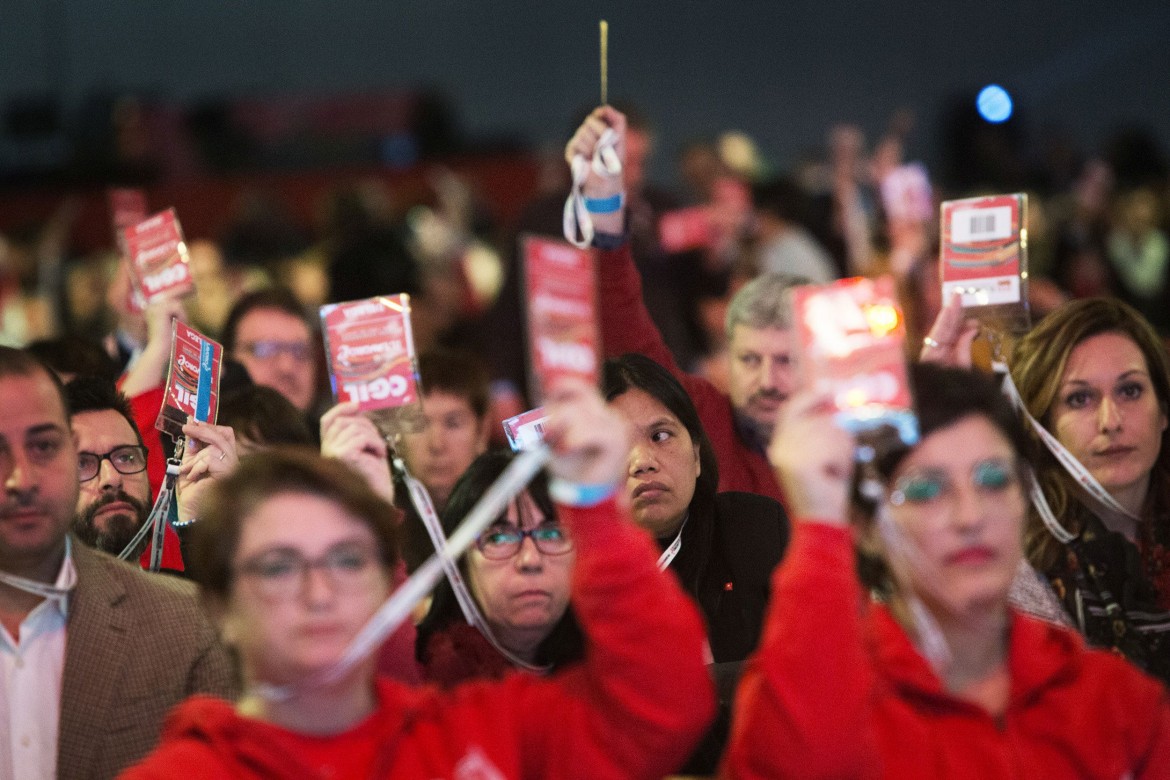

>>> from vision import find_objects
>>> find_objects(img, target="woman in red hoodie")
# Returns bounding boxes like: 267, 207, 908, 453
119, 380, 714, 779
724, 364, 1170, 779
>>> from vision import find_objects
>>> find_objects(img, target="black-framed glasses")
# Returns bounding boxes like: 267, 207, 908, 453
475, 523, 574, 560
234, 542, 382, 601
78, 445, 148, 482
237, 340, 313, 363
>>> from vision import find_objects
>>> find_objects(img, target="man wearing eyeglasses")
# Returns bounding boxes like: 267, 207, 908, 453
63, 378, 153, 561
221, 288, 320, 416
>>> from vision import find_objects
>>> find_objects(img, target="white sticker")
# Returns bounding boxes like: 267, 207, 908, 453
950, 205, 1013, 243
942, 275, 1021, 307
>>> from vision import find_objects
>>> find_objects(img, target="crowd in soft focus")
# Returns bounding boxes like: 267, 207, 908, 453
0, 98, 1168, 779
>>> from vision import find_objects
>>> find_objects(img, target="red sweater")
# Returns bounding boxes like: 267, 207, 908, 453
723, 523, 1170, 779
119, 497, 715, 779
597, 244, 785, 504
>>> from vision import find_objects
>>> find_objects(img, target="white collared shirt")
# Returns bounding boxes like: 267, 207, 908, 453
0, 540, 76, 780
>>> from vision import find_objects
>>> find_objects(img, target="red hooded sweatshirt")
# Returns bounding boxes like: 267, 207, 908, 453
723, 522, 1170, 779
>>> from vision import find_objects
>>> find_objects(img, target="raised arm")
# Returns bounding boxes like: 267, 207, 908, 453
565, 107, 681, 373
722, 390, 879, 779
499, 380, 715, 779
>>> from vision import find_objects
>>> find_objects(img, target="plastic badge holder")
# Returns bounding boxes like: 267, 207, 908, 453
790, 276, 919, 454
522, 235, 600, 402
123, 208, 194, 304
157, 322, 223, 438
320, 294, 424, 438
939, 193, 1030, 335
502, 407, 548, 452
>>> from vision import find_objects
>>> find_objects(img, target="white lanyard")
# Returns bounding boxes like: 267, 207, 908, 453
563, 128, 622, 249
254, 445, 553, 700
0, 537, 76, 603
393, 455, 551, 673
393, 455, 549, 673
874, 501, 952, 678
656, 514, 689, 571
118, 439, 185, 571
995, 361, 1139, 542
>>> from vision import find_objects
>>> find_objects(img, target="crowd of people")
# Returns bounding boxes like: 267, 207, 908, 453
0, 97, 1168, 779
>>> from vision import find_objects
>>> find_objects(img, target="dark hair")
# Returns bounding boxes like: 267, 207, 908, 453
0, 346, 67, 416
63, 377, 144, 446
751, 176, 812, 225
601, 353, 720, 600
218, 385, 314, 448
25, 337, 119, 382
190, 447, 400, 600
415, 450, 584, 669
872, 363, 1030, 482
220, 287, 310, 354
858, 363, 1031, 594
418, 348, 490, 419
1011, 297, 1170, 570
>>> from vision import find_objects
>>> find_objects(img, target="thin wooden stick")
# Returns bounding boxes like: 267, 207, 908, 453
600, 20, 609, 105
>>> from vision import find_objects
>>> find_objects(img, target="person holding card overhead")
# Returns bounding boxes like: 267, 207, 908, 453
566, 106, 797, 507
722, 363, 1170, 779
121, 380, 713, 779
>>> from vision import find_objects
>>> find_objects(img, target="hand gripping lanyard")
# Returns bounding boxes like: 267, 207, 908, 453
994, 361, 1140, 544
253, 444, 553, 701
0, 536, 77, 602
391, 450, 550, 673
118, 437, 185, 572
563, 128, 623, 249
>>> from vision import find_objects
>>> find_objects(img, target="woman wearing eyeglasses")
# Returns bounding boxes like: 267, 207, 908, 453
120, 381, 714, 779
416, 453, 585, 684
723, 364, 1169, 779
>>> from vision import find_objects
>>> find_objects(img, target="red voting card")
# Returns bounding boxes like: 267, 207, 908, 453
791, 276, 917, 446
523, 236, 600, 400
124, 209, 193, 304
157, 322, 223, 438
320, 295, 421, 415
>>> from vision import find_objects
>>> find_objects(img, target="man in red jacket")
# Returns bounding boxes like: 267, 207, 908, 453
567, 106, 799, 504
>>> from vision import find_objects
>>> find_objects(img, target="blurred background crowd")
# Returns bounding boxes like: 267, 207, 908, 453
2, 1, 1169, 417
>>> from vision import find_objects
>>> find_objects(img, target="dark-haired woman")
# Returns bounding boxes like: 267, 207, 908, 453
415, 452, 584, 685
602, 353, 789, 663
603, 353, 789, 773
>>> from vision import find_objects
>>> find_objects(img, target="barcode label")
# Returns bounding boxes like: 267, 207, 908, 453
951, 205, 1013, 243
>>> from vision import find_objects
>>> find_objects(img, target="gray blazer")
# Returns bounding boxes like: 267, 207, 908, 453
56, 540, 237, 779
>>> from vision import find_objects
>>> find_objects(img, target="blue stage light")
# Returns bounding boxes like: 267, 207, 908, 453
977, 85, 1013, 123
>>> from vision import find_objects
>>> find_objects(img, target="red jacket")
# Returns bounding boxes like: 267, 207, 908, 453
119, 497, 715, 779
723, 522, 1170, 779
123, 385, 185, 571
597, 245, 785, 504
